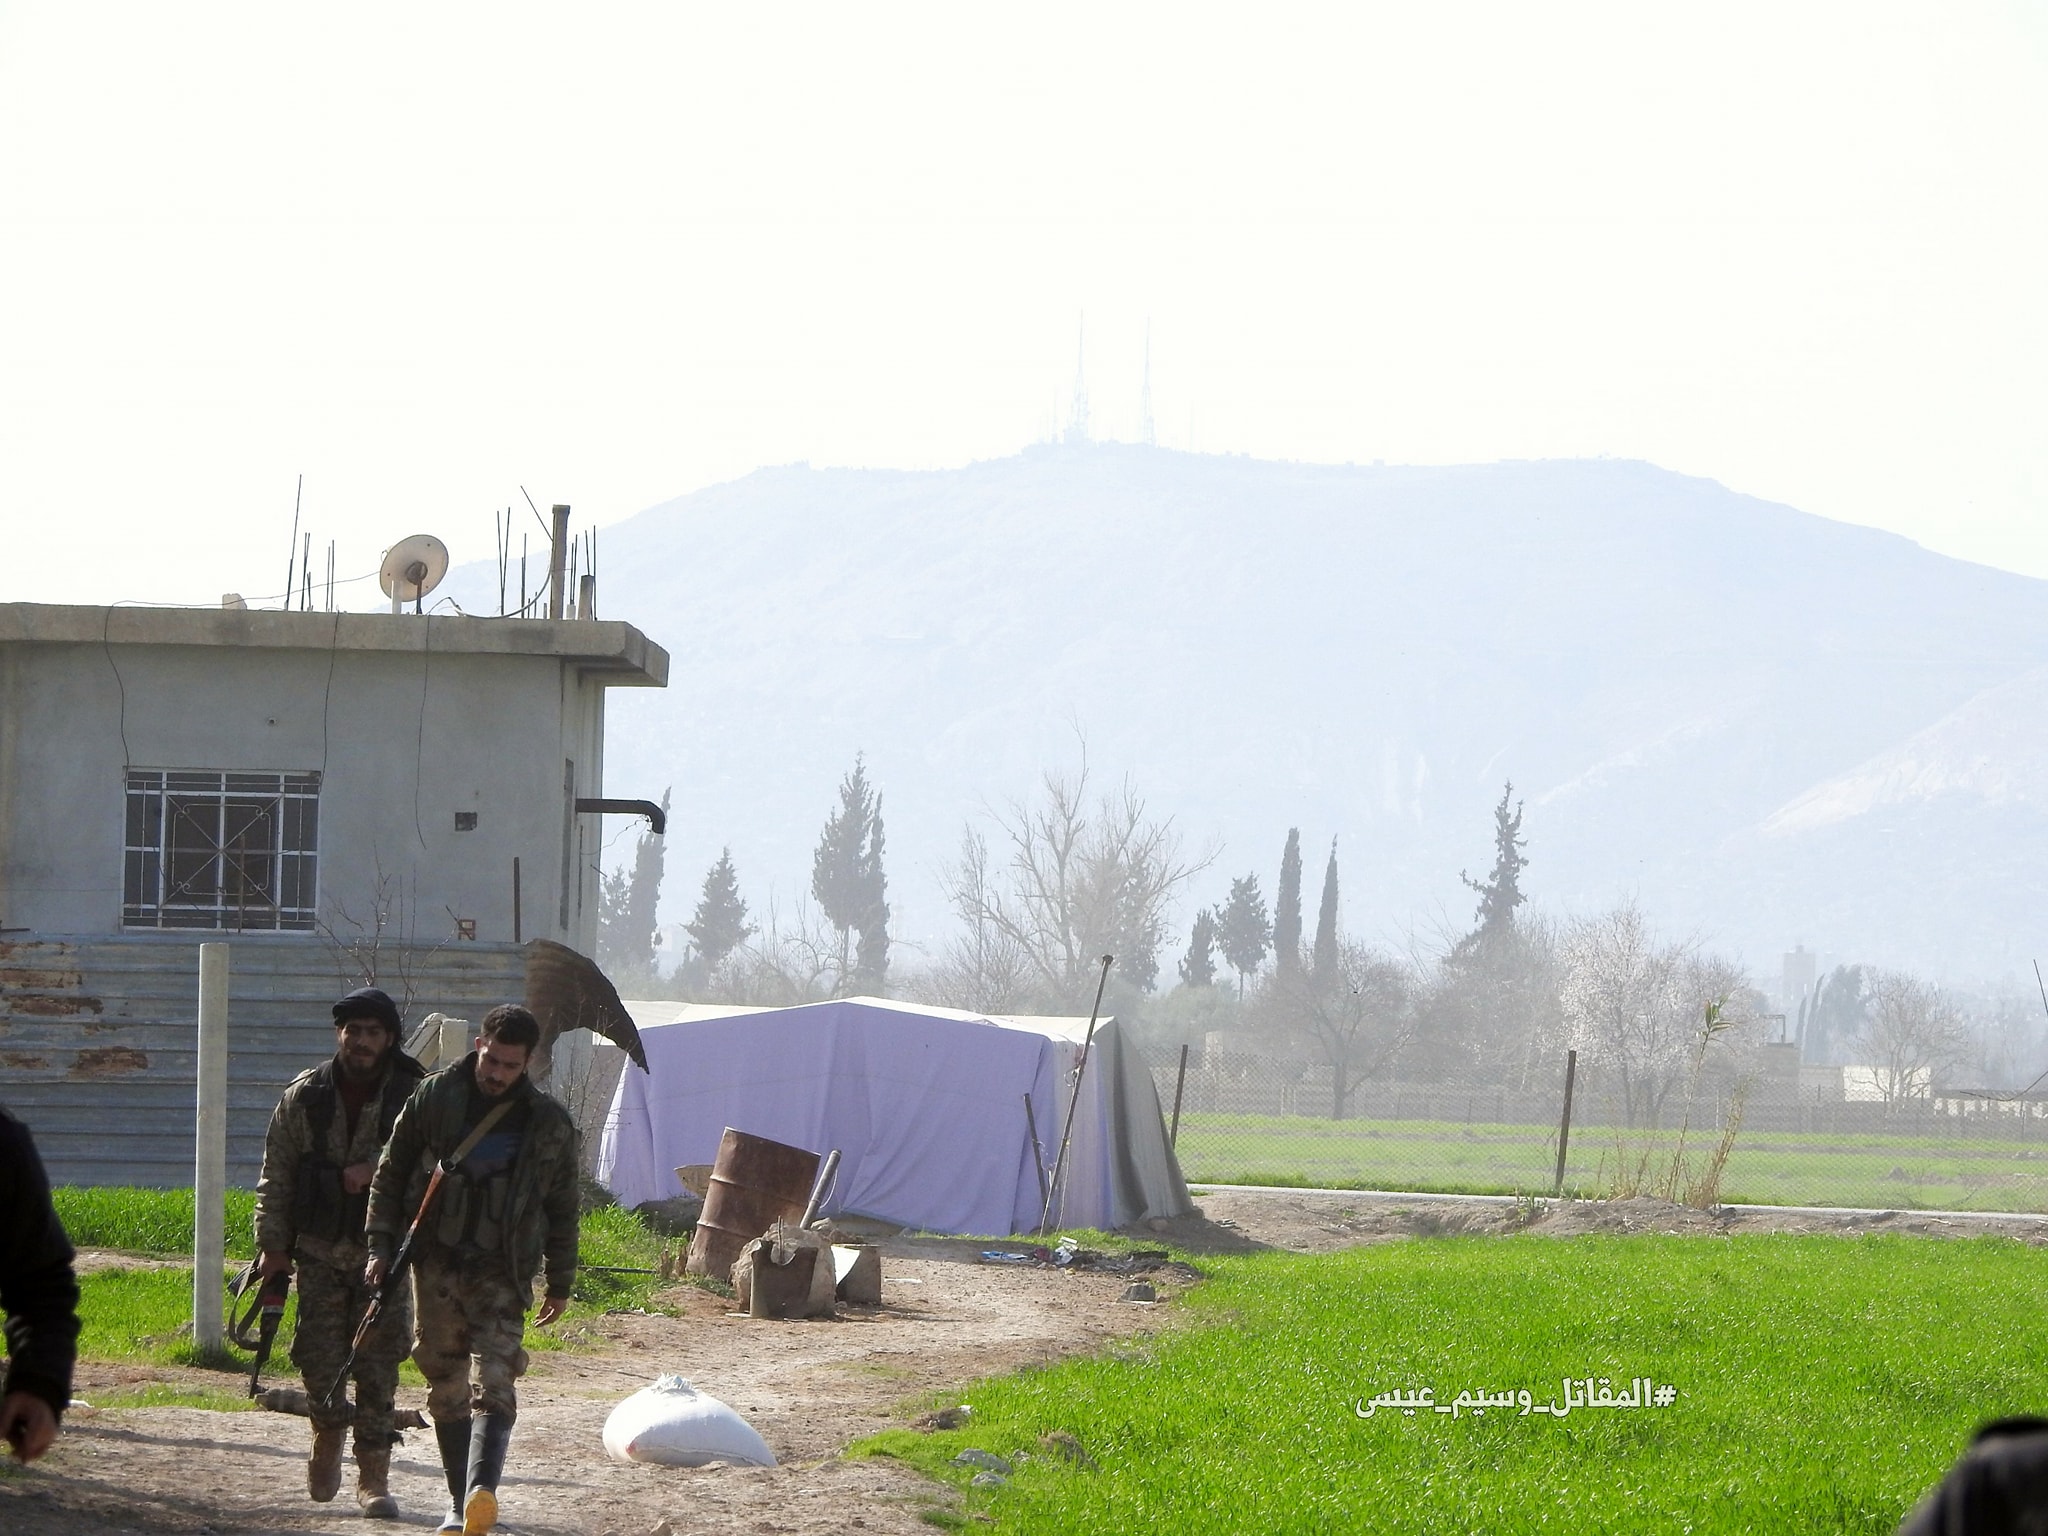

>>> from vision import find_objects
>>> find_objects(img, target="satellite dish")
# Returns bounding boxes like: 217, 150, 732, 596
379, 534, 450, 614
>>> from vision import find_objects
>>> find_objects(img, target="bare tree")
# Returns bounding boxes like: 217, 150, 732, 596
1264, 940, 1415, 1119
699, 898, 843, 1008
911, 830, 1038, 1013
1557, 903, 1758, 1127
318, 860, 446, 1026
942, 753, 1209, 1010
1414, 912, 1564, 1086
1856, 970, 1967, 1107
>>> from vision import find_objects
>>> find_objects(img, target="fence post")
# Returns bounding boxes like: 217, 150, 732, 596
193, 942, 229, 1355
1553, 1049, 1578, 1197
1169, 1043, 1190, 1150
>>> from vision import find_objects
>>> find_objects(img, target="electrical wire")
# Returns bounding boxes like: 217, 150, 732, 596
318, 609, 341, 783
100, 604, 131, 769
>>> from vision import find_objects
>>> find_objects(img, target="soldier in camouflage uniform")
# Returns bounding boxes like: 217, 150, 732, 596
253, 987, 425, 1519
366, 1004, 579, 1536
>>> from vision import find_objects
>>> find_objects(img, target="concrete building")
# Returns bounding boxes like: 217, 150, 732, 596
1780, 945, 1818, 1019
0, 602, 668, 1185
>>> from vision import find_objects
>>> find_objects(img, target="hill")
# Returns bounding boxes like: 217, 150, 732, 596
449, 445, 2048, 985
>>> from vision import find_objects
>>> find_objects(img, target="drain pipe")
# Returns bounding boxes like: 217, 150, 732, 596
548, 504, 570, 620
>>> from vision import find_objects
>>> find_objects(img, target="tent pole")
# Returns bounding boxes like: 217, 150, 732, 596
1169, 1042, 1190, 1149
1041, 954, 1114, 1234
1023, 1093, 1049, 1213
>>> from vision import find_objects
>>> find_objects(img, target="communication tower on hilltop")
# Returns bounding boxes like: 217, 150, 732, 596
1064, 315, 1091, 444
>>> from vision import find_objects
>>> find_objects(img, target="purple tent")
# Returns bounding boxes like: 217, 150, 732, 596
596, 996, 1192, 1235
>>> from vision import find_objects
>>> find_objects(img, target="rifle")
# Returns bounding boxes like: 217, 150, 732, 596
324, 1097, 516, 1407
228, 1261, 293, 1397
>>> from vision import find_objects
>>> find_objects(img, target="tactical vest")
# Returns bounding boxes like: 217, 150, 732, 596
289, 1062, 412, 1244
432, 1100, 530, 1256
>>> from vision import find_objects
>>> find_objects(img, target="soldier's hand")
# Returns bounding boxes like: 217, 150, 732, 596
364, 1256, 388, 1289
258, 1248, 293, 1280
0, 1392, 58, 1462
534, 1294, 568, 1327
341, 1161, 376, 1194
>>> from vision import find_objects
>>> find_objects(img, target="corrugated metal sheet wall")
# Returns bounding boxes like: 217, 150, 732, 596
0, 935, 526, 1188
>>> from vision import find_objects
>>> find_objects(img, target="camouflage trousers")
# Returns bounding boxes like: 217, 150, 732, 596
412, 1254, 532, 1424
290, 1256, 412, 1450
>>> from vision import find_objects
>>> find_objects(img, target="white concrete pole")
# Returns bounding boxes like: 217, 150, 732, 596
193, 943, 229, 1355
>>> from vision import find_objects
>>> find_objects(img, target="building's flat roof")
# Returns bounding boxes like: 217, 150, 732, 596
0, 603, 668, 687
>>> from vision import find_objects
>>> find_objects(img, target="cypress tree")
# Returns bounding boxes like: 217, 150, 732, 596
622, 788, 671, 969
1312, 838, 1339, 983
1215, 874, 1272, 998
1461, 781, 1528, 945
813, 756, 887, 987
1273, 828, 1303, 974
598, 789, 670, 976
853, 796, 890, 989
685, 848, 755, 970
1179, 908, 1218, 986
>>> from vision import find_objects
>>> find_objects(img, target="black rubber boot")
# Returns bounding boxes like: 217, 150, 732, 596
433, 1419, 470, 1534
463, 1412, 513, 1535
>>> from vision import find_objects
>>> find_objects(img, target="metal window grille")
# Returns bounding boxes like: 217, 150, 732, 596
122, 770, 321, 931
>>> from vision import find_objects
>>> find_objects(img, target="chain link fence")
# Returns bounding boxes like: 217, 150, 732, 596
1143, 1043, 2048, 1214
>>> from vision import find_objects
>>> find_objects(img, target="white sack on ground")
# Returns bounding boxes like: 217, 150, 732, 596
601, 1374, 776, 1468
596, 997, 1193, 1235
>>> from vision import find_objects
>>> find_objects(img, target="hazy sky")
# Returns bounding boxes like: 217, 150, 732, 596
4, 3, 2043, 608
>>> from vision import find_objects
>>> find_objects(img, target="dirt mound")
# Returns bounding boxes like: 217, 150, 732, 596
1527, 1195, 1737, 1237
1185, 1187, 2048, 1252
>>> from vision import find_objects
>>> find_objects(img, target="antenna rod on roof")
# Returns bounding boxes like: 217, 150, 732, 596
1040, 953, 1114, 1234
283, 475, 302, 612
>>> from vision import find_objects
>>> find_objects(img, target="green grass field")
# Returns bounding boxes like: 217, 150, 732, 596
861, 1233, 2048, 1534
1172, 1110, 2048, 1210
62, 1189, 671, 1395
54, 1186, 261, 1258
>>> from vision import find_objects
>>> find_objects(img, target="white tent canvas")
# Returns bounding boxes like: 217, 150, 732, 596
596, 996, 1193, 1235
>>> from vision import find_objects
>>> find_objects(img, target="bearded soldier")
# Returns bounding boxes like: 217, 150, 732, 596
365, 1004, 579, 1536
253, 987, 425, 1518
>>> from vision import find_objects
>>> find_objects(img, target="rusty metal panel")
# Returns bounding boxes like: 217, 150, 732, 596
0, 936, 526, 1189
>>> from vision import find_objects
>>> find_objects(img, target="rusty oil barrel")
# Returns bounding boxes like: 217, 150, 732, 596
684, 1128, 821, 1282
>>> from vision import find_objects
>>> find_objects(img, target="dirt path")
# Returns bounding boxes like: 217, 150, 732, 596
8, 1193, 2042, 1534
1, 1237, 1178, 1536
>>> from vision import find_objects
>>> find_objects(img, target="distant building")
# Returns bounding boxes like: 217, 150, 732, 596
0, 602, 667, 1185
1781, 944, 1817, 1017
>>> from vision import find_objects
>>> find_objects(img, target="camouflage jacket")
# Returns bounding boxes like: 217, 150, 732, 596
254, 1051, 427, 1271
364, 1053, 580, 1305
0, 1105, 79, 1417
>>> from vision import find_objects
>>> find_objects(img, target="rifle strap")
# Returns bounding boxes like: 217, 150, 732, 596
230, 1268, 290, 1349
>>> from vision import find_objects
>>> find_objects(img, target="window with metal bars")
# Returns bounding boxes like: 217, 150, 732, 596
122, 770, 321, 931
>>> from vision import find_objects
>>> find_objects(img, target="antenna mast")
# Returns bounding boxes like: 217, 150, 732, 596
1140, 319, 1155, 446
1065, 314, 1090, 444
283, 475, 302, 612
